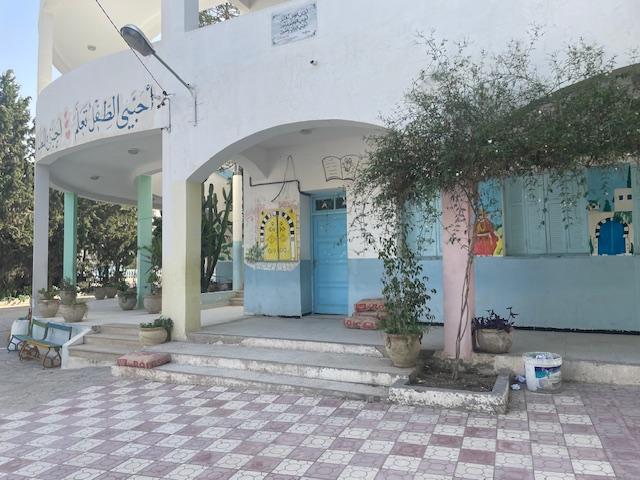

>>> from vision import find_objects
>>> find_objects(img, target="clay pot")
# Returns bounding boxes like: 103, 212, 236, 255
143, 294, 162, 314
104, 287, 117, 299
139, 327, 167, 346
384, 333, 422, 368
118, 294, 137, 311
37, 299, 60, 318
475, 329, 513, 354
94, 287, 106, 300
59, 290, 77, 305
58, 303, 88, 323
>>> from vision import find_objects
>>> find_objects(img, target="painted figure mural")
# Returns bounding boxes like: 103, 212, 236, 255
474, 181, 504, 256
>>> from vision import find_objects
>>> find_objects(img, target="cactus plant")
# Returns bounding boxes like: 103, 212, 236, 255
201, 182, 233, 293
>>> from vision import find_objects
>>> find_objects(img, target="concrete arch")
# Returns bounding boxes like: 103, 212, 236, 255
187, 119, 384, 183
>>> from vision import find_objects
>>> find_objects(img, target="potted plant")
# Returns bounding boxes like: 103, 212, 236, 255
117, 285, 138, 311
93, 283, 107, 300
103, 282, 118, 299
472, 307, 517, 354
139, 316, 173, 346
58, 278, 77, 305
380, 237, 434, 368
142, 228, 162, 314
37, 287, 60, 318
58, 298, 88, 323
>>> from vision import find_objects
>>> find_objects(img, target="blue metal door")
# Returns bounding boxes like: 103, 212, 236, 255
313, 208, 348, 315
598, 219, 626, 255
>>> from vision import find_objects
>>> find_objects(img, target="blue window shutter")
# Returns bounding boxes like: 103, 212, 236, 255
523, 176, 547, 254
406, 197, 441, 257
504, 178, 526, 255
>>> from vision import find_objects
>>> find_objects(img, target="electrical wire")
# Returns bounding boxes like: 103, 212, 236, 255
94, 0, 168, 96
272, 155, 294, 202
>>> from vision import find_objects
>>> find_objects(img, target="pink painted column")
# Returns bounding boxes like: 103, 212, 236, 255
441, 190, 475, 360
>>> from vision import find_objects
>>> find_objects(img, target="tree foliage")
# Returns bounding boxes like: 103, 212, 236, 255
353, 32, 640, 373
201, 182, 232, 293
199, 3, 240, 27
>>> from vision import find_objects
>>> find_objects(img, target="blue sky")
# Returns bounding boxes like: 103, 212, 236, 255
0, 1, 39, 117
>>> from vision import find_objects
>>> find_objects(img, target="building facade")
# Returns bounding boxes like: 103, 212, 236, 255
34, 0, 640, 354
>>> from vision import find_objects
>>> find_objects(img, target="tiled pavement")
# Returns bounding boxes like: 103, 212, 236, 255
0, 380, 638, 480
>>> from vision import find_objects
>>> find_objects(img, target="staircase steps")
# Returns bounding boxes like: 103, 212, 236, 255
68, 323, 141, 368
229, 290, 244, 306
112, 337, 411, 400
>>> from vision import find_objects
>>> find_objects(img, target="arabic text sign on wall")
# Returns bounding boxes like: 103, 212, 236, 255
272, 2, 317, 46
36, 85, 157, 158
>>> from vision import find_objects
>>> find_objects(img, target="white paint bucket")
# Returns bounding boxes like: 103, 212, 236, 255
523, 352, 563, 392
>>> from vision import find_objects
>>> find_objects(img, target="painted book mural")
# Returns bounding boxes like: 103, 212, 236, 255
259, 208, 299, 261
587, 166, 634, 255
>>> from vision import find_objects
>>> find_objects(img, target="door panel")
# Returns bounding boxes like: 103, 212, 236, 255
313, 213, 348, 314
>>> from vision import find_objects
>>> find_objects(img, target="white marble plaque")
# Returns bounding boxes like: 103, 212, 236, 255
272, 3, 317, 46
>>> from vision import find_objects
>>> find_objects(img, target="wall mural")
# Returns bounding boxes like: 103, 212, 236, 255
474, 180, 504, 256
259, 208, 299, 261
36, 84, 159, 157
588, 166, 634, 255
322, 154, 361, 182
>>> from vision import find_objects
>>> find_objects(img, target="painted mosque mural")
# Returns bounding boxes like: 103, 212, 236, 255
587, 166, 634, 256
259, 208, 299, 261
474, 180, 504, 256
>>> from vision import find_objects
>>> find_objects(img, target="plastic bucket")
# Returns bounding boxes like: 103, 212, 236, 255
523, 352, 562, 392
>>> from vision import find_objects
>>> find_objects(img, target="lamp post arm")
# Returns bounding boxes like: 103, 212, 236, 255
152, 52, 198, 125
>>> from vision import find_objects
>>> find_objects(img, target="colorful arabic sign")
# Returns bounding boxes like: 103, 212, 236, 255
36, 85, 157, 157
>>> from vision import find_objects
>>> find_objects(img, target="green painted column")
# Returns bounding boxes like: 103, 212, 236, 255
137, 175, 153, 307
63, 191, 77, 285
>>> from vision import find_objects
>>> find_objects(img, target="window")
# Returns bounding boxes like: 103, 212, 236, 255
504, 174, 589, 255
406, 197, 442, 257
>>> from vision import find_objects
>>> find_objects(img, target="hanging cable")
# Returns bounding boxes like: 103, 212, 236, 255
272, 155, 294, 202
94, 0, 168, 96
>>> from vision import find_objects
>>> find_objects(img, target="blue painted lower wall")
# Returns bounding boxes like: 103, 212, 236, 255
348, 256, 640, 332
245, 256, 640, 331
244, 264, 303, 317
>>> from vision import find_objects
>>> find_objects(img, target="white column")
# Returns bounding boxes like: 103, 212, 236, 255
32, 164, 50, 311
37, 9, 54, 94
161, 0, 199, 43
232, 168, 244, 291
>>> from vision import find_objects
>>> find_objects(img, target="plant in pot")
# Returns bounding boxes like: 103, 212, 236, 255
139, 316, 173, 346
103, 282, 118, 299
93, 283, 107, 300
117, 282, 138, 311
380, 236, 435, 368
142, 219, 162, 314
58, 278, 77, 305
472, 307, 517, 354
37, 287, 60, 318
58, 298, 88, 323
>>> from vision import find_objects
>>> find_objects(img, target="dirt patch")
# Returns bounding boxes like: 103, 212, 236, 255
410, 357, 497, 393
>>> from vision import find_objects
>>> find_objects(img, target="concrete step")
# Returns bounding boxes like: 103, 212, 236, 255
229, 299, 244, 306
84, 333, 141, 349
146, 342, 410, 386
68, 344, 132, 367
98, 324, 140, 336
187, 332, 384, 358
112, 363, 388, 401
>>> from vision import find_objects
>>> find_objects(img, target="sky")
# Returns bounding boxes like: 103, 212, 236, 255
0, 1, 40, 117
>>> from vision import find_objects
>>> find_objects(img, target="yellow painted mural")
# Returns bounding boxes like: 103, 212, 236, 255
259, 208, 298, 261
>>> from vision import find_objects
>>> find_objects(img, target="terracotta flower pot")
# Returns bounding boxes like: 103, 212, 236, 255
37, 299, 60, 318
475, 329, 513, 354
58, 303, 87, 323
118, 294, 137, 311
104, 287, 117, 299
384, 333, 422, 368
94, 287, 106, 300
59, 290, 77, 305
139, 327, 167, 346
143, 294, 162, 314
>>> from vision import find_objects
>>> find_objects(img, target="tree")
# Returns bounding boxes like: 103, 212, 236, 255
354, 32, 640, 378
0, 70, 35, 297
199, 3, 240, 27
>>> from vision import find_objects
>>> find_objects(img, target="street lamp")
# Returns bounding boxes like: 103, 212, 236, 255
120, 24, 197, 124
